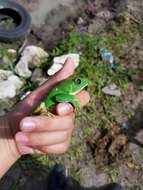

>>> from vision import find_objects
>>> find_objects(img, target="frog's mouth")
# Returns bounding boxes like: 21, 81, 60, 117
70, 84, 88, 95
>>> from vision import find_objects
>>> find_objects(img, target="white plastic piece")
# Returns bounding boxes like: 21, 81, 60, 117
47, 53, 80, 76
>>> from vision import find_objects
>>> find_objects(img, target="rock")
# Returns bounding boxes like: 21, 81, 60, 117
118, 164, 142, 188
88, 19, 107, 33
15, 46, 48, 78
80, 164, 108, 187
47, 53, 80, 76
2, 56, 10, 65
102, 84, 121, 97
77, 17, 84, 25
0, 70, 12, 80
0, 48, 16, 70
0, 70, 24, 113
7, 49, 17, 55
0, 70, 23, 99
31, 68, 48, 85
111, 0, 143, 24
129, 130, 143, 165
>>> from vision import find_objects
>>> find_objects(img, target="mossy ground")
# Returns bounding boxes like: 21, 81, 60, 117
1, 13, 143, 189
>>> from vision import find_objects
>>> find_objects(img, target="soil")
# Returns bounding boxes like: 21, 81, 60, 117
87, 124, 128, 167
0, 0, 143, 190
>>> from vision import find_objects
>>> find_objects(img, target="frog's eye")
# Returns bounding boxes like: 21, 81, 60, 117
75, 79, 81, 85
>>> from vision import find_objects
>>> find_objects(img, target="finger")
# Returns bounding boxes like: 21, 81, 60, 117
20, 114, 74, 132
17, 130, 73, 155
16, 145, 45, 155
56, 103, 74, 116
12, 58, 75, 116
40, 141, 70, 154
15, 130, 69, 147
76, 90, 90, 107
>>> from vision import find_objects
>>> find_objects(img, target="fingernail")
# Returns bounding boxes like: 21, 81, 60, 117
20, 118, 36, 132
58, 103, 73, 115
16, 134, 28, 144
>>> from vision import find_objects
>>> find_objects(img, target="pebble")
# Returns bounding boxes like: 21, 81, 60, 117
15, 46, 48, 78
102, 84, 121, 97
31, 68, 48, 85
0, 70, 24, 100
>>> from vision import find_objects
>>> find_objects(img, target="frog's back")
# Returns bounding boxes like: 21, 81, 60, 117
44, 79, 72, 107
44, 85, 62, 107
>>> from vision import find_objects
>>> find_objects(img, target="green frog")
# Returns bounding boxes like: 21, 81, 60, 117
34, 78, 88, 115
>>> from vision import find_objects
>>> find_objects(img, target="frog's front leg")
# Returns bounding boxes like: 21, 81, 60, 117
55, 94, 80, 108
34, 101, 54, 117
34, 102, 47, 114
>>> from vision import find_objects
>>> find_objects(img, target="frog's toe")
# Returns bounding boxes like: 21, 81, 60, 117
41, 112, 55, 117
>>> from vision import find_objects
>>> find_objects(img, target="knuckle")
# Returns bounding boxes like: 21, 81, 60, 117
67, 114, 74, 126
63, 131, 69, 141
28, 134, 40, 146
41, 146, 49, 154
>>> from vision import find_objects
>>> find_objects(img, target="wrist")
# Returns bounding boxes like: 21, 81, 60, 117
0, 116, 20, 177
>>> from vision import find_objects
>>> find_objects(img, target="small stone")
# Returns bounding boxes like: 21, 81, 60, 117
88, 19, 107, 34
31, 68, 47, 85
77, 17, 84, 25
0, 69, 24, 100
7, 49, 16, 55
102, 84, 121, 97
47, 53, 80, 76
0, 70, 24, 113
0, 81, 16, 99
15, 46, 48, 78
2, 56, 10, 64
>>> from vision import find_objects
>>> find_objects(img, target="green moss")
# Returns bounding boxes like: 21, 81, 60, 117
0, 48, 15, 71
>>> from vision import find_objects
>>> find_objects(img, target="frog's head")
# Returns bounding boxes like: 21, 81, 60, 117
71, 78, 88, 94
59, 78, 88, 94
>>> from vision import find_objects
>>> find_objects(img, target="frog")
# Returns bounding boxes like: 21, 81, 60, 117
34, 78, 88, 115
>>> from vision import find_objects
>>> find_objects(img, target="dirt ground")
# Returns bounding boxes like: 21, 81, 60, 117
0, 0, 143, 189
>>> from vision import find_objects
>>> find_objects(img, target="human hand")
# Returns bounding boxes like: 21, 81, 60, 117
0, 58, 90, 161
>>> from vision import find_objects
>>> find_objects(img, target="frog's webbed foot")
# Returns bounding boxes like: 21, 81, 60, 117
33, 102, 55, 117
